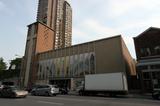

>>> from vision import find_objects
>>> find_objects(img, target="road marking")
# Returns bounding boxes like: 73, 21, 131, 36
38, 101, 64, 105
14, 99, 25, 101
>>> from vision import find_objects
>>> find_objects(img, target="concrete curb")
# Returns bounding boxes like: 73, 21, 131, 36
67, 91, 153, 99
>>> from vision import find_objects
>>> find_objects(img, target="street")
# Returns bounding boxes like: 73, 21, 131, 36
0, 95, 160, 106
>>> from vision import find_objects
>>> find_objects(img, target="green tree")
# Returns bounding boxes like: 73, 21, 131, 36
9, 58, 21, 70
0, 57, 7, 71
9, 58, 22, 77
0, 57, 7, 80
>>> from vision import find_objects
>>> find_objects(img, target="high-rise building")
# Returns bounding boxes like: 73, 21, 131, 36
37, 0, 72, 49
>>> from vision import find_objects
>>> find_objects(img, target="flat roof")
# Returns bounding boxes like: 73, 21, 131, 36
27, 21, 55, 31
59, 35, 121, 49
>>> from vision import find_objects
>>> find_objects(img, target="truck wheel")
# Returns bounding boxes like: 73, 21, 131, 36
109, 93, 116, 97
53, 94, 56, 96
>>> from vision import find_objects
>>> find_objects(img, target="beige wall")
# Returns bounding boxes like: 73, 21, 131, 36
38, 36, 134, 76
36, 23, 55, 54
95, 37, 125, 74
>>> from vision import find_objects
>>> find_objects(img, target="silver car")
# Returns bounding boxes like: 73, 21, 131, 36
31, 84, 59, 96
0, 85, 4, 90
0, 86, 28, 98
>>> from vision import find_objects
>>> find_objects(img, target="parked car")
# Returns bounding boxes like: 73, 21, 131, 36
31, 84, 59, 96
25, 85, 41, 93
76, 86, 83, 93
152, 88, 160, 100
0, 85, 4, 90
0, 86, 28, 98
0, 85, 4, 95
152, 79, 160, 100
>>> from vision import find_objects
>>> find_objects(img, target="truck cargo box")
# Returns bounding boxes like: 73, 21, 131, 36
85, 72, 128, 92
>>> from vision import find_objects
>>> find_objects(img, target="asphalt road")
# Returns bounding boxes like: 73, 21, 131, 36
0, 95, 160, 106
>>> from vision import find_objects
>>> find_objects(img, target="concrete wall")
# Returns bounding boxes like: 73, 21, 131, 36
95, 36, 124, 74
23, 23, 37, 87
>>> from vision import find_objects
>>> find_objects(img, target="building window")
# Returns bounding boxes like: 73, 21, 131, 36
154, 46, 160, 55
151, 65, 160, 69
137, 66, 148, 71
143, 72, 151, 79
140, 48, 151, 57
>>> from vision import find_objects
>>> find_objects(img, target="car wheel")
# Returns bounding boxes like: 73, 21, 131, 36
23, 95, 27, 98
11, 93, 16, 98
45, 92, 51, 96
0, 93, 2, 97
31, 91, 36, 96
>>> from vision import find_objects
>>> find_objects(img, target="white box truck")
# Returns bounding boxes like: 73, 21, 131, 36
78, 72, 128, 96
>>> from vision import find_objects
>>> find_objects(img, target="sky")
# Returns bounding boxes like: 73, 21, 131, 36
0, 0, 160, 65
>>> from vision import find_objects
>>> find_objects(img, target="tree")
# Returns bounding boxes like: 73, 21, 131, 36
0, 57, 7, 80
0, 57, 7, 71
8, 58, 22, 77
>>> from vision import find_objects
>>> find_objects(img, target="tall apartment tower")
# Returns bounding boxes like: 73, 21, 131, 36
37, 0, 72, 49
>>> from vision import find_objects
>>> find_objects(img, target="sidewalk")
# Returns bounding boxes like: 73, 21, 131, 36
68, 91, 78, 95
126, 93, 152, 99
67, 91, 153, 99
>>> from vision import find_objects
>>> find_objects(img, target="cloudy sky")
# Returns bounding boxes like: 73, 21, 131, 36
0, 0, 160, 65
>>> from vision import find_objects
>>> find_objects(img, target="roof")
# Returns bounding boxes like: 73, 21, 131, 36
134, 27, 160, 39
65, 0, 71, 5
37, 35, 122, 55
55, 35, 122, 50
27, 21, 55, 31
